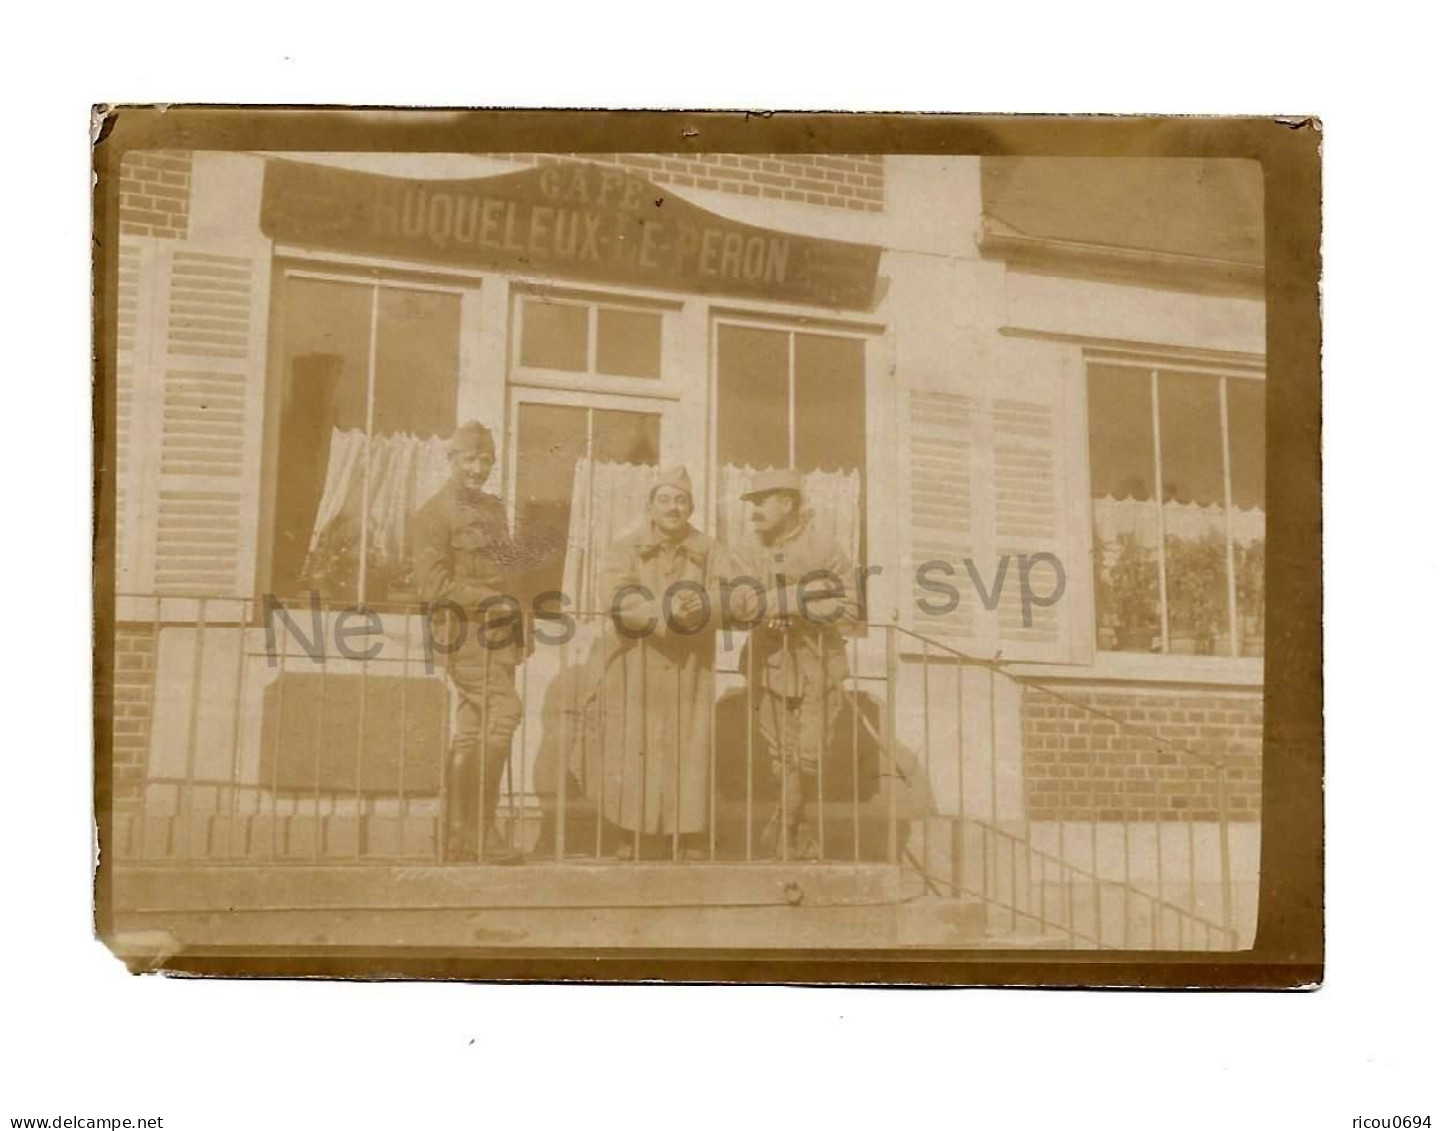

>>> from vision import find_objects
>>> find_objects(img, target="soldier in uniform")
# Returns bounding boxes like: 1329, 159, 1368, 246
413, 421, 541, 862
733, 469, 860, 861
578, 466, 736, 860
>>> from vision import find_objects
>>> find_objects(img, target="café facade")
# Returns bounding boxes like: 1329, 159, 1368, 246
107, 150, 1266, 951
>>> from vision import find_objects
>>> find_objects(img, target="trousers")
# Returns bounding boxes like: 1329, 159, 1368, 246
754, 686, 840, 775
445, 644, 523, 857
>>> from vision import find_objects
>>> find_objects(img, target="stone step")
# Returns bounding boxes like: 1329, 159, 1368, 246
108, 863, 989, 953
114, 861, 901, 912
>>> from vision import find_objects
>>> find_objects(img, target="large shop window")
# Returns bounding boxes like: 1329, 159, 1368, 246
268, 270, 463, 605
714, 323, 867, 573
1088, 362, 1265, 658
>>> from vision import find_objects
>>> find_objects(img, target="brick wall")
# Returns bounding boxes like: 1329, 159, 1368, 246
112, 624, 158, 810
493, 152, 885, 212
1023, 686, 1261, 822
118, 150, 192, 239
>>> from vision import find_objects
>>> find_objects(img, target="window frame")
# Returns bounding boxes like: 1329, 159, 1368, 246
257, 256, 483, 609
1082, 347, 1265, 674
706, 310, 881, 543
707, 310, 890, 673
508, 283, 684, 402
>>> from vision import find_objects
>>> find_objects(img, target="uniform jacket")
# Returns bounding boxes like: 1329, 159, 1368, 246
732, 516, 859, 699
412, 479, 545, 659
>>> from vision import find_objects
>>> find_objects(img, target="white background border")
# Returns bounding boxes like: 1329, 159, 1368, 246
1, 6, 1432, 1128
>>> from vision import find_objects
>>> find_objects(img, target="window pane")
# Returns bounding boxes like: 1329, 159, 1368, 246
1088, 365, 1155, 502
592, 409, 661, 466
1158, 373, 1230, 655
1157, 372, 1225, 506
1227, 377, 1265, 656
1087, 364, 1161, 653
520, 299, 588, 372
274, 276, 374, 602
514, 404, 589, 604
716, 324, 788, 470
596, 307, 662, 378
1226, 377, 1265, 512
374, 288, 460, 439
794, 333, 865, 474
794, 332, 868, 604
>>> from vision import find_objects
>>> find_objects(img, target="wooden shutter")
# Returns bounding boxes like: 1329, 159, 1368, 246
990, 395, 1064, 655
122, 238, 270, 599
902, 337, 1086, 663
905, 390, 979, 641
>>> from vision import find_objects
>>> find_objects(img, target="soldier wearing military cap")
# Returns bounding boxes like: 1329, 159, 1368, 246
735, 467, 859, 861
413, 420, 546, 862
575, 464, 738, 860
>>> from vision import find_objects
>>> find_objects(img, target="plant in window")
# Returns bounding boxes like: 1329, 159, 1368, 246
1104, 534, 1160, 652
1165, 530, 1229, 654
1092, 531, 1115, 651
1236, 538, 1265, 651
303, 515, 406, 605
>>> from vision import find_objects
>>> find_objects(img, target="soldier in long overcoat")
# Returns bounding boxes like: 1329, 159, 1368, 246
577, 466, 735, 860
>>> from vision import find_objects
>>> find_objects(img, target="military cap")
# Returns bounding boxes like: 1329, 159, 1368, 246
649, 464, 694, 501
449, 420, 496, 454
740, 467, 805, 502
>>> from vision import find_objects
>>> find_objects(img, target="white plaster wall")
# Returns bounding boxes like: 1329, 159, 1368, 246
1003, 269, 1266, 356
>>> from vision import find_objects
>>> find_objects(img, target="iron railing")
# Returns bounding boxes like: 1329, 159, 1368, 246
108, 593, 1251, 949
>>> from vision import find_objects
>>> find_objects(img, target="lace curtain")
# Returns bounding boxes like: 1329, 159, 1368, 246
1092, 496, 1264, 550
304, 428, 452, 596
560, 459, 660, 618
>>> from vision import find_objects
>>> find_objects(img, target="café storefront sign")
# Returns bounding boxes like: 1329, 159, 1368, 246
260, 158, 883, 310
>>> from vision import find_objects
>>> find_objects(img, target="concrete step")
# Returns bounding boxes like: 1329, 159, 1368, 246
108, 862, 988, 952
114, 861, 900, 911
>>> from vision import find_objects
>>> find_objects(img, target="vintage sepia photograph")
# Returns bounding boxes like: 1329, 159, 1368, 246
91, 111, 1321, 981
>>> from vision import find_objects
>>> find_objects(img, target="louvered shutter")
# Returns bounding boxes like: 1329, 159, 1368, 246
990, 396, 1064, 656
902, 337, 1086, 663
123, 238, 270, 599
905, 390, 979, 641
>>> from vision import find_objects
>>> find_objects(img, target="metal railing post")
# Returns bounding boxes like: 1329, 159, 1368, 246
398, 607, 410, 858
1219, 758, 1235, 947
226, 607, 248, 861
593, 633, 605, 860
354, 603, 368, 861
555, 612, 568, 864
180, 598, 208, 861
311, 614, 327, 862
477, 635, 490, 864
634, 639, 645, 862
920, 639, 931, 882
707, 635, 717, 863
436, 625, 450, 865
269, 613, 286, 861
817, 633, 827, 862
745, 644, 755, 862
134, 596, 162, 861
850, 632, 860, 863
952, 657, 965, 898
672, 660, 682, 864
884, 625, 899, 866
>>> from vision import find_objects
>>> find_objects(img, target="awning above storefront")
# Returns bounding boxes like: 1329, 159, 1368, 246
261, 158, 883, 310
